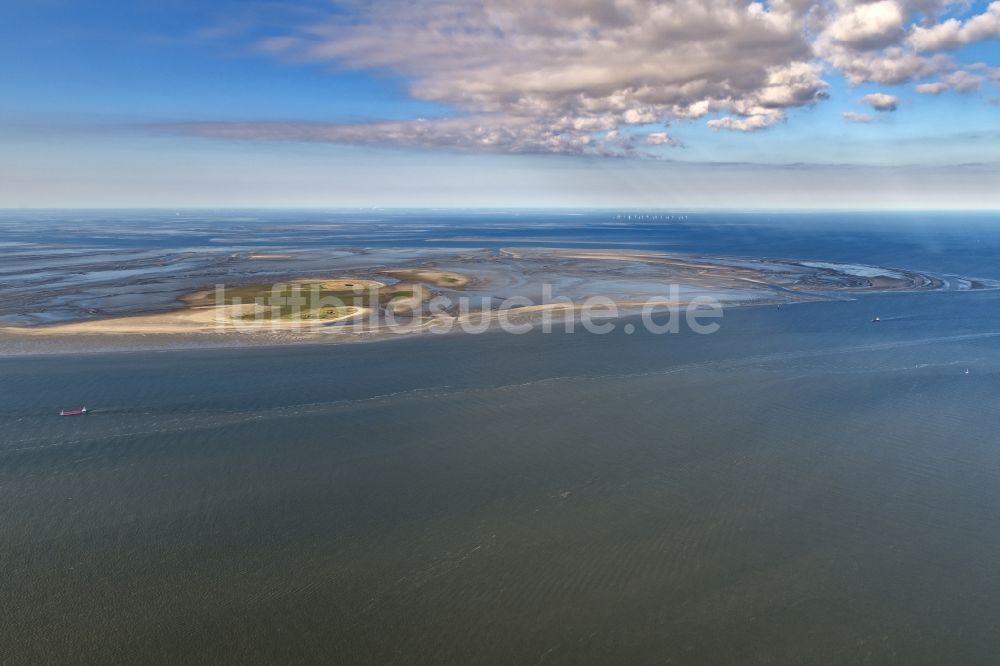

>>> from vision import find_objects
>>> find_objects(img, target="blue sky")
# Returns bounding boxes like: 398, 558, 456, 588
1, 0, 998, 208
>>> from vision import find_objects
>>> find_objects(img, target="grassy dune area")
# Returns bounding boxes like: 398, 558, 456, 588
202, 280, 424, 321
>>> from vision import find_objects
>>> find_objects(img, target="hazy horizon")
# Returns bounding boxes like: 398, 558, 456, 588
2, 206, 1000, 213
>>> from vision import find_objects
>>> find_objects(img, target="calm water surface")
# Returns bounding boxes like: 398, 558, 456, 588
2, 212, 1000, 663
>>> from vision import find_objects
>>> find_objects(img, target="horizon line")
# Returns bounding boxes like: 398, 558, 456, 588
1, 207, 999, 213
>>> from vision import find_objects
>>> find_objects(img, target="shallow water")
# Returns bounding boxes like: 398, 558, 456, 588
2, 212, 1000, 663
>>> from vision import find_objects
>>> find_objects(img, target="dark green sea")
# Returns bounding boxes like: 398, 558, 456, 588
2, 211, 1000, 663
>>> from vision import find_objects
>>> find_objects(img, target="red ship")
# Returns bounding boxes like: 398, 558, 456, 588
59, 407, 88, 416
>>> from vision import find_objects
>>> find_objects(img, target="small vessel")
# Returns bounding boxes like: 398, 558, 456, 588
965, 368, 971, 375
872, 316, 881, 323
59, 407, 88, 416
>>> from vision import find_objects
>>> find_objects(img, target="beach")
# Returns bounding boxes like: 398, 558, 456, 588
1, 245, 981, 353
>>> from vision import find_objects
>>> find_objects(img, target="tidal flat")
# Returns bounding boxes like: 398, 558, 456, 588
2, 244, 990, 354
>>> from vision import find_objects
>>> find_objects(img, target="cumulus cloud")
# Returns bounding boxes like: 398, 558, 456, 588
823, 45, 952, 85
909, 1, 1000, 51
812, 0, 959, 86
826, 0, 907, 50
207, 0, 829, 152
916, 81, 949, 94
841, 111, 874, 123
169, 0, 999, 155
707, 112, 784, 131
861, 92, 900, 111
941, 69, 985, 92
915, 70, 985, 94
291, 1, 826, 130
644, 132, 677, 146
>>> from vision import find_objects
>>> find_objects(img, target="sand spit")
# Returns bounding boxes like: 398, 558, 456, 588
3, 303, 368, 336
379, 269, 472, 288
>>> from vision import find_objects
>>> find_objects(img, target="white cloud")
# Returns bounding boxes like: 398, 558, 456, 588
942, 69, 985, 92
916, 81, 949, 94
169, 0, 1000, 154
644, 132, 677, 145
827, 0, 907, 49
909, 1, 1000, 51
821, 45, 952, 86
707, 112, 784, 131
861, 92, 900, 111
160, 116, 663, 157
915, 70, 986, 94
622, 109, 658, 125
240, 0, 829, 147
841, 111, 874, 123
814, 1, 959, 86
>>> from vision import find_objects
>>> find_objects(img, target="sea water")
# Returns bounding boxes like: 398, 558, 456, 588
1, 211, 1000, 663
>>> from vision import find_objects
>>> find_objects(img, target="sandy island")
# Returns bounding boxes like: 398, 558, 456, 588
1, 248, 990, 350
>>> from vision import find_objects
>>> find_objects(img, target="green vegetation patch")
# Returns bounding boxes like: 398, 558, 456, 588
217, 280, 421, 319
